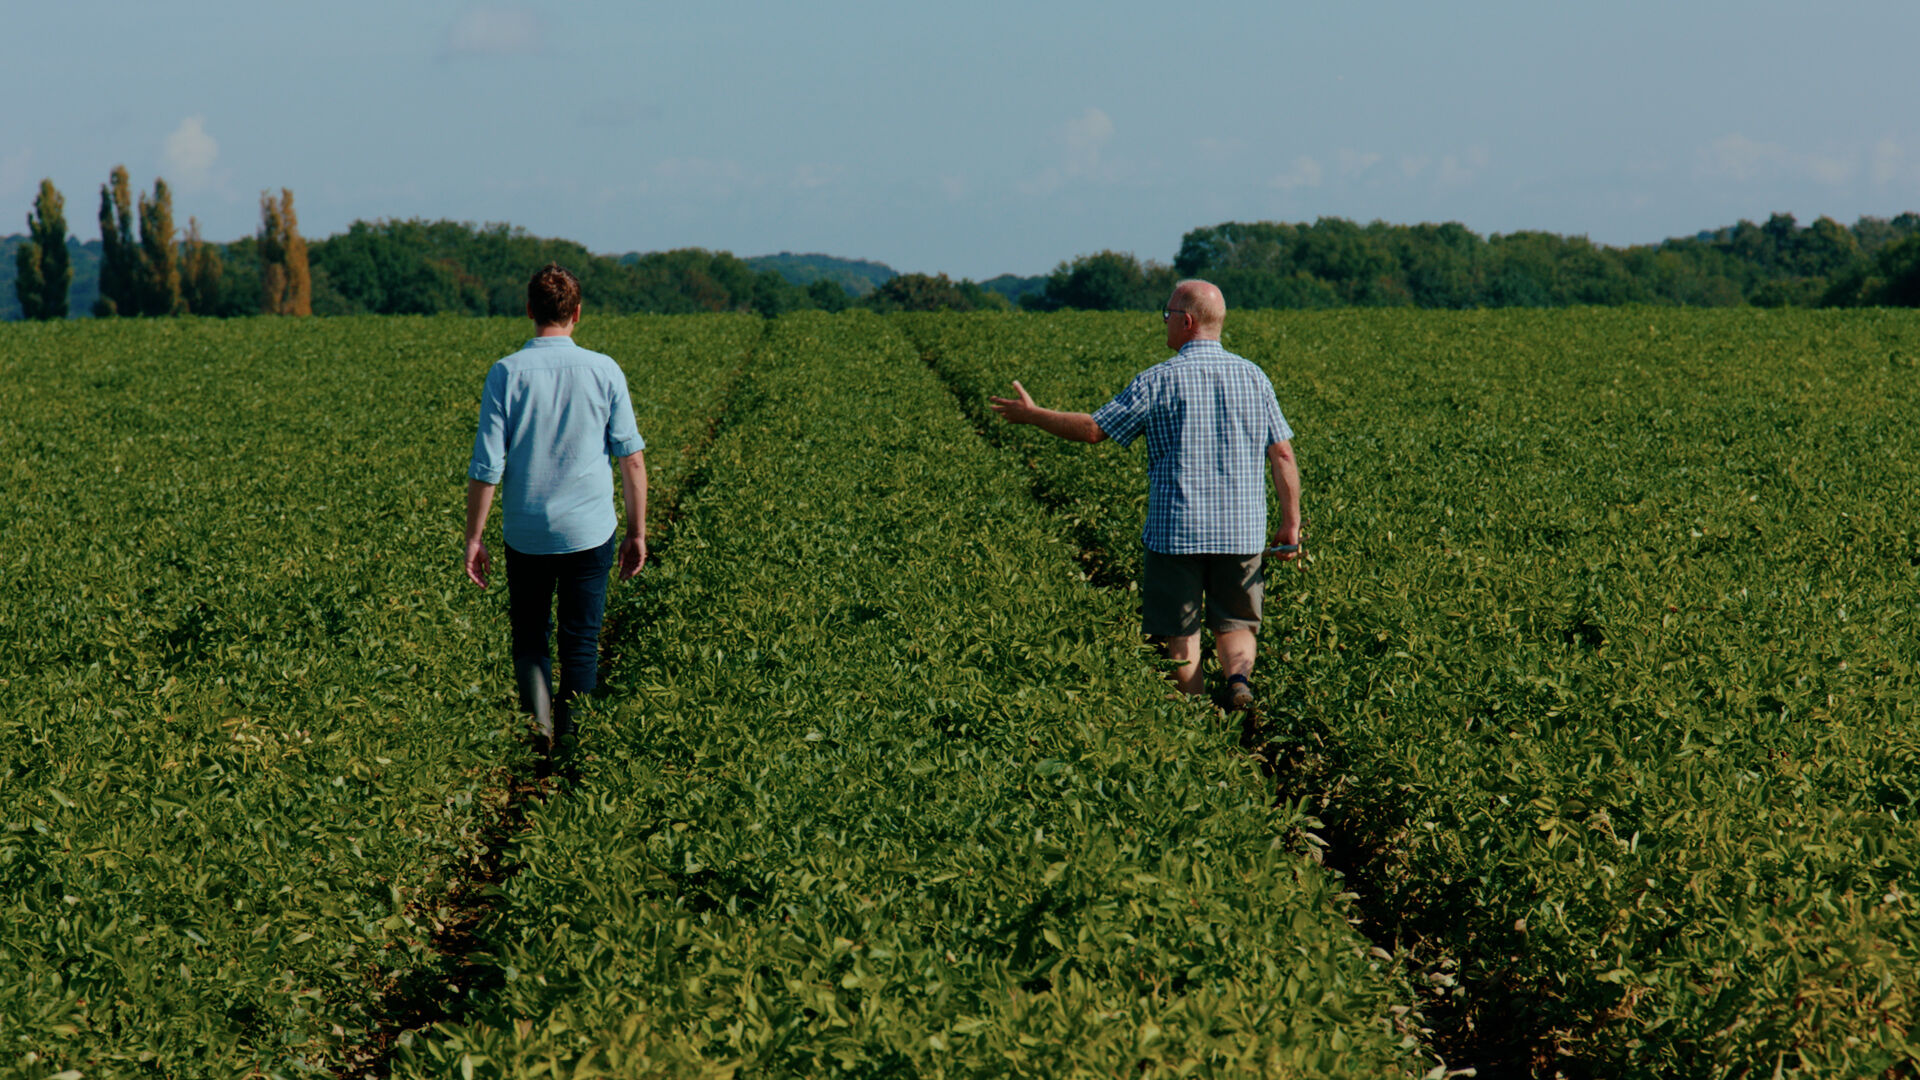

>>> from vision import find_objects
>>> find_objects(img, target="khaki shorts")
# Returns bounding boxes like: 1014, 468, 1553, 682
1140, 549, 1264, 638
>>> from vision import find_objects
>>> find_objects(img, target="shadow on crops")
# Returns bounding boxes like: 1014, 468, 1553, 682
338, 761, 544, 1079
1238, 697, 1555, 1078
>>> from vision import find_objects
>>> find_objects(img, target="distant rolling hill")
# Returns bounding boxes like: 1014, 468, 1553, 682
745, 252, 896, 297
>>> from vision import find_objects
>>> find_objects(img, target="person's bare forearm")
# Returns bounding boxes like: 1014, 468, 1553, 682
1027, 408, 1105, 444
464, 480, 496, 544
619, 452, 647, 538
1274, 457, 1300, 533
616, 453, 649, 580
1269, 442, 1300, 539
463, 479, 497, 587
990, 381, 1106, 443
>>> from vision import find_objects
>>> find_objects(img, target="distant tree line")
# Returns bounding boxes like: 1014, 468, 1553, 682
300, 221, 1010, 317
6, 191, 1015, 319
1021, 213, 1920, 312
10, 176, 1920, 320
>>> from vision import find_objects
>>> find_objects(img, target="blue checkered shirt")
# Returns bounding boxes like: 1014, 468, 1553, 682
1090, 339, 1293, 555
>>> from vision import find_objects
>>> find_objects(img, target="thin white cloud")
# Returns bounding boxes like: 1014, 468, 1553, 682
655, 157, 741, 182
445, 7, 541, 56
652, 157, 759, 196
0, 146, 32, 197
1871, 138, 1903, 186
1063, 107, 1114, 174
1398, 155, 1429, 180
162, 116, 218, 190
1336, 148, 1382, 177
1806, 154, 1854, 185
1271, 156, 1322, 191
1021, 107, 1116, 196
1436, 145, 1488, 187
1696, 133, 1855, 187
791, 163, 842, 190
1700, 134, 1785, 182
592, 182, 650, 206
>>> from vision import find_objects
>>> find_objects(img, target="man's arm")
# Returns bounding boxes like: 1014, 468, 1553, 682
463, 479, 496, 586
617, 451, 648, 580
1268, 440, 1302, 560
989, 380, 1107, 443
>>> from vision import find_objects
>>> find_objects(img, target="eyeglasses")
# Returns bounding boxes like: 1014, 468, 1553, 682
1161, 308, 1188, 322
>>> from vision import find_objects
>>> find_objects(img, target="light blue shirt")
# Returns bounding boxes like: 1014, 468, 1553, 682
1091, 339, 1292, 555
467, 336, 645, 555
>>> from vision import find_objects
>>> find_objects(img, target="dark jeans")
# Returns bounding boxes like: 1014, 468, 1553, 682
505, 532, 616, 735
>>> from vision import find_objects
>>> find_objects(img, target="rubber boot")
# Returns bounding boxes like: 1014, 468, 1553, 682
515, 656, 554, 753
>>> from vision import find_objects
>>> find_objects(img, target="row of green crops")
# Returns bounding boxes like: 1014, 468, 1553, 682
915, 307, 1920, 1077
393, 311, 1423, 1078
11, 307, 1915, 1078
0, 314, 758, 1077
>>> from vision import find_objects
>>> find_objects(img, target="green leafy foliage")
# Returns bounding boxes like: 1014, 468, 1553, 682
1172, 214, 1920, 311
0, 314, 757, 1076
15, 180, 70, 321
7, 306, 1917, 1078
919, 307, 1920, 1076
393, 313, 1416, 1078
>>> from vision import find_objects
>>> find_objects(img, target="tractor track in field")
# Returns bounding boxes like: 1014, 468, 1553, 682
337, 321, 772, 1079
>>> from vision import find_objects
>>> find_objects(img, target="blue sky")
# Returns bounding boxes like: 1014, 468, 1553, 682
5, 0, 1917, 279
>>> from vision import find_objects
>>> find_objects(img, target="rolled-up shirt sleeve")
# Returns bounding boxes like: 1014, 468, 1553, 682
468, 363, 508, 484
604, 370, 645, 459
1090, 374, 1150, 447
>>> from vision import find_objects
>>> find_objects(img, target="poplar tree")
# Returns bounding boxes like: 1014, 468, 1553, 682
180, 217, 224, 316
13, 240, 44, 320
94, 166, 140, 317
136, 178, 185, 316
14, 179, 72, 319
258, 188, 311, 316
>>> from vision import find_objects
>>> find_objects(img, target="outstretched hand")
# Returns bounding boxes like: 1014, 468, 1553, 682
988, 380, 1037, 424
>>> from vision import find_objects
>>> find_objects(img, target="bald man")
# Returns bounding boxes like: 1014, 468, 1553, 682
990, 279, 1300, 708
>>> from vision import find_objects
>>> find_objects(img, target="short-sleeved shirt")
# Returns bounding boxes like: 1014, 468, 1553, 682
1090, 339, 1292, 555
467, 336, 645, 555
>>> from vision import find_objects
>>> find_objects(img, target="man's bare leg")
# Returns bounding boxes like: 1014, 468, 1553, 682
1160, 633, 1205, 696
1216, 628, 1257, 683
1216, 628, 1259, 709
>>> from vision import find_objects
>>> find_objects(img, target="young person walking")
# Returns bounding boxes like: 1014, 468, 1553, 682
462, 263, 648, 755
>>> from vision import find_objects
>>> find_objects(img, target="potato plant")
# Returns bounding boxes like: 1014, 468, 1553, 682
396, 312, 1417, 1078
0, 314, 757, 1077
918, 307, 1920, 1077
8, 306, 1915, 1078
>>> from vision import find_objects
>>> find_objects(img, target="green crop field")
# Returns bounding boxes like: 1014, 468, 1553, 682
3, 308, 1917, 1079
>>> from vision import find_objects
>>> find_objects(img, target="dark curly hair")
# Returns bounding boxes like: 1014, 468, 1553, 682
527, 263, 582, 326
